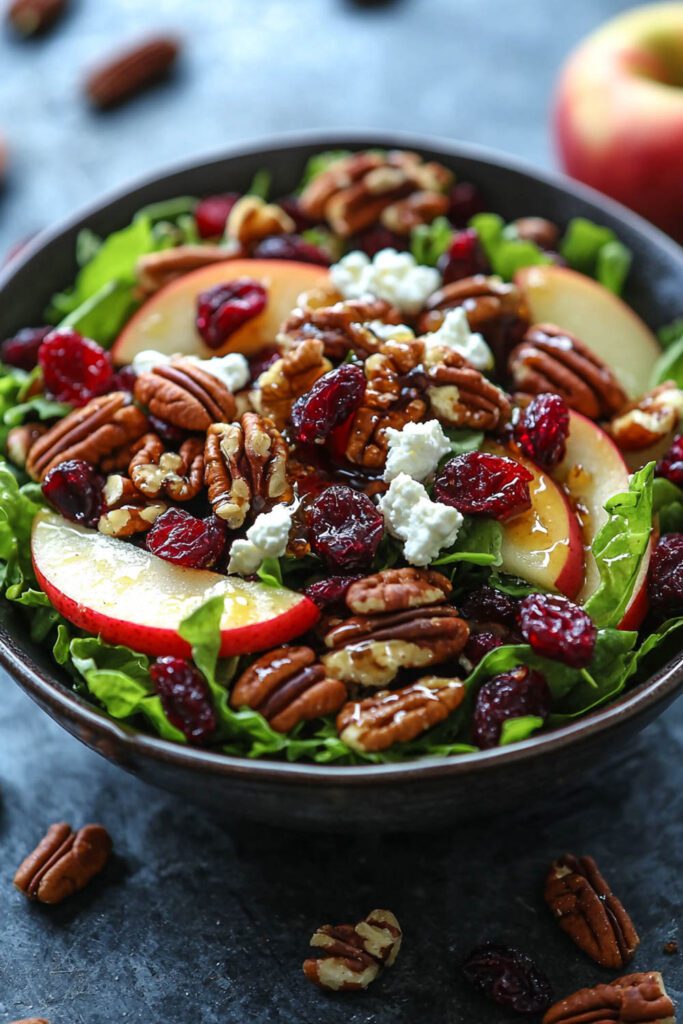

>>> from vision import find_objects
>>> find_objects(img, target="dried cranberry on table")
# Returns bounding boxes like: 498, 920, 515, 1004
290, 363, 365, 445
472, 666, 551, 749
448, 181, 487, 226
462, 942, 554, 1014
194, 193, 239, 239
648, 534, 683, 613
38, 329, 114, 406
434, 452, 533, 521
518, 593, 597, 668
42, 459, 105, 527
304, 574, 364, 609
656, 434, 683, 488
146, 508, 226, 569
513, 393, 569, 470
252, 234, 330, 266
307, 485, 383, 571
437, 228, 488, 284
150, 657, 216, 743
0, 326, 51, 371
196, 280, 268, 349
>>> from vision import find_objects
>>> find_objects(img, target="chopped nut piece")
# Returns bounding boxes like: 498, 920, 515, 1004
545, 854, 640, 969
85, 36, 180, 109
129, 434, 204, 501
278, 296, 402, 362
303, 909, 402, 992
134, 358, 236, 432
610, 382, 683, 450
543, 971, 675, 1024
137, 244, 228, 293
98, 475, 167, 538
255, 338, 331, 428
14, 822, 112, 905
226, 195, 294, 247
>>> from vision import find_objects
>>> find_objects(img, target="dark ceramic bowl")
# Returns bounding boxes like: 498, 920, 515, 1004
1, 131, 682, 831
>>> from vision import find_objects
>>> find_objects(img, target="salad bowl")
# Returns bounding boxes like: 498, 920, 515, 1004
0, 130, 682, 830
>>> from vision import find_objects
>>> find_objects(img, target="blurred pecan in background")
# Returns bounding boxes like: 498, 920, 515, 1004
14, 822, 112, 904
6, 0, 67, 36
303, 909, 402, 991
543, 971, 675, 1024
226, 195, 294, 247
610, 382, 683, 451
136, 245, 227, 294
85, 36, 180, 109
545, 854, 640, 969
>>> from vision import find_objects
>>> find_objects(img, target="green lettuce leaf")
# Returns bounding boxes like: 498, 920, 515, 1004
410, 216, 453, 267
0, 365, 29, 446
653, 477, 683, 534
442, 427, 484, 456
470, 213, 551, 280
651, 335, 683, 388
583, 462, 654, 628
4, 396, 71, 429
256, 557, 284, 588
433, 517, 502, 567
596, 240, 632, 295
499, 716, 545, 745
58, 280, 137, 347
559, 218, 632, 294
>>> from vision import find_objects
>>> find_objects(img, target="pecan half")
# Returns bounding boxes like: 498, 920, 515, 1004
205, 413, 291, 527
544, 854, 640, 969
255, 338, 331, 428
427, 349, 511, 430
129, 433, 204, 501
85, 36, 180, 108
303, 909, 402, 992
136, 244, 228, 294
226, 195, 295, 247
543, 972, 675, 1024
338, 676, 466, 752
230, 646, 346, 733
25, 392, 149, 481
382, 190, 450, 234
14, 822, 112, 905
278, 297, 403, 362
346, 567, 452, 615
509, 324, 627, 419
610, 382, 683, 450
511, 216, 560, 250
134, 359, 235, 431
7, 0, 67, 35
98, 474, 167, 538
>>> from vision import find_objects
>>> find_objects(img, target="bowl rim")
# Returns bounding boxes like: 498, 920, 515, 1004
1, 128, 682, 785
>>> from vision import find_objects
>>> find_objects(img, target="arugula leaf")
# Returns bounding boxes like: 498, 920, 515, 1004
410, 217, 453, 267
442, 427, 484, 456
58, 280, 136, 347
651, 335, 683, 388
4, 396, 71, 428
256, 557, 284, 588
298, 150, 351, 190
0, 366, 29, 447
653, 477, 683, 534
558, 218, 632, 295
596, 240, 632, 295
499, 716, 545, 745
433, 517, 502, 567
247, 169, 271, 201
470, 213, 550, 280
584, 463, 655, 628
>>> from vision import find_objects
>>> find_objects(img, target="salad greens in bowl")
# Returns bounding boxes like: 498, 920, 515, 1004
0, 132, 681, 829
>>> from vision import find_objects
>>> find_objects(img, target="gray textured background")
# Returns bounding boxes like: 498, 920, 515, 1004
0, 1, 681, 1021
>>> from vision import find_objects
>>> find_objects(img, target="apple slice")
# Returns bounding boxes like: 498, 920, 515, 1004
485, 442, 585, 599
32, 511, 319, 658
514, 264, 661, 398
111, 258, 330, 366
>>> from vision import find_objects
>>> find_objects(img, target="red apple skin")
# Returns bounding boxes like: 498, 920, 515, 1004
554, 5, 683, 241
551, 493, 585, 601
33, 557, 320, 659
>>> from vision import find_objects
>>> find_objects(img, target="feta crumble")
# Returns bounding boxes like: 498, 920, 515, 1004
330, 248, 441, 315
378, 473, 463, 566
227, 503, 295, 576
131, 349, 250, 393
383, 419, 452, 483
423, 307, 494, 371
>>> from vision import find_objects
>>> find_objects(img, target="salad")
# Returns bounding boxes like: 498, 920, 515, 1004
1, 147, 682, 765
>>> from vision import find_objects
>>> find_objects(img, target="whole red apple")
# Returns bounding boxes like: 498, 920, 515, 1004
555, 3, 683, 241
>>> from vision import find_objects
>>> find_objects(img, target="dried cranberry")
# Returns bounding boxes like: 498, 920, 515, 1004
307, 485, 383, 570
39, 329, 113, 406
462, 943, 553, 1014
648, 534, 683, 612
0, 326, 51, 371
656, 434, 683, 488
248, 344, 281, 384
195, 193, 239, 238
150, 657, 216, 744
518, 593, 597, 668
472, 666, 551, 749
448, 181, 487, 227
434, 452, 533, 521
252, 234, 330, 266
464, 631, 504, 666
277, 195, 318, 233
146, 508, 226, 569
514, 394, 569, 469
353, 226, 408, 257
462, 585, 519, 627
110, 365, 138, 394
437, 228, 488, 284
196, 279, 268, 349
147, 413, 190, 445
42, 459, 104, 527
304, 574, 364, 609
291, 364, 366, 445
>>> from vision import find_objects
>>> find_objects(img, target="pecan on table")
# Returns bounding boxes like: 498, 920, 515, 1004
98, 473, 167, 538
129, 433, 204, 501
14, 822, 112, 905
427, 349, 511, 431
543, 971, 675, 1024
338, 676, 466, 752
544, 854, 640, 969
418, 274, 530, 370
303, 909, 402, 992
255, 337, 332, 429
299, 149, 452, 237
136, 244, 228, 294
230, 646, 346, 733
346, 567, 452, 615
226, 195, 295, 248
277, 297, 403, 362
7, 1018, 49, 1023
25, 392, 149, 481
85, 36, 180, 109
204, 413, 291, 528
509, 324, 627, 420
7, 0, 67, 36
610, 382, 683, 451
134, 358, 236, 432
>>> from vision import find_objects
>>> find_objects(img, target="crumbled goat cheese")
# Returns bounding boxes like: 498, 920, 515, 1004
378, 473, 463, 566
227, 503, 295, 575
384, 419, 452, 483
423, 307, 494, 371
131, 350, 249, 392
330, 248, 441, 314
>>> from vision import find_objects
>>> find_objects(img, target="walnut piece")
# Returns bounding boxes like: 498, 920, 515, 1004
226, 195, 294, 247
134, 358, 236, 431
303, 909, 402, 992
14, 822, 112, 905
610, 382, 683, 450
427, 348, 511, 431
129, 434, 204, 501
98, 473, 167, 538
543, 971, 675, 1024
278, 296, 403, 362
255, 337, 331, 428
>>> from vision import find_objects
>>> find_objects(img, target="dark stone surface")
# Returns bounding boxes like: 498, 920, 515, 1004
0, 0, 681, 1020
